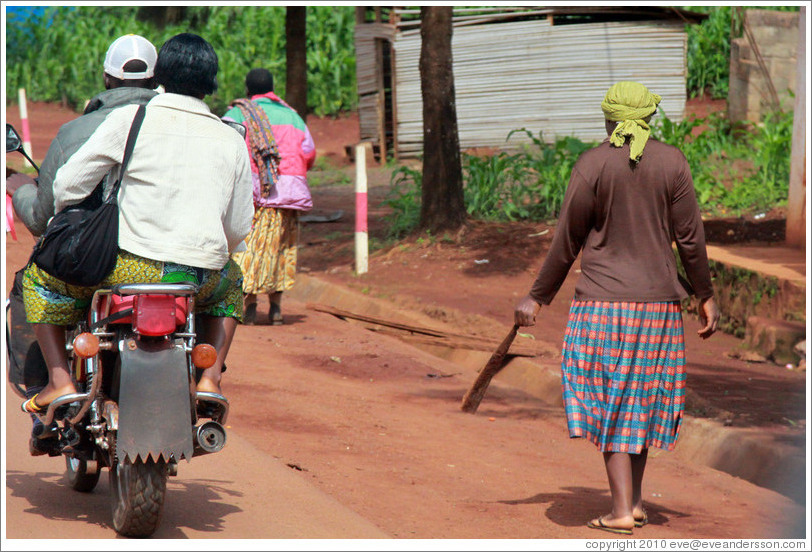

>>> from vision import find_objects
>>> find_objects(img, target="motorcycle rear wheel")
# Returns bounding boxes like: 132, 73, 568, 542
65, 456, 101, 493
110, 457, 168, 537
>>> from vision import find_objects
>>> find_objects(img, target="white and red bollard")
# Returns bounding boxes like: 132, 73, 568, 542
17, 88, 34, 167
354, 142, 369, 275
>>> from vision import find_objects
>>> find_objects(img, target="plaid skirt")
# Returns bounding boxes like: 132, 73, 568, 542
232, 206, 299, 295
561, 300, 686, 453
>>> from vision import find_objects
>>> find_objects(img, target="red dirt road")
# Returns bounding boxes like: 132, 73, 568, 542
3, 101, 808, 542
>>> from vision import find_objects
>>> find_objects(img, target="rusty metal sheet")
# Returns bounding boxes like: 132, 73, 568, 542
116, 339, 193, 463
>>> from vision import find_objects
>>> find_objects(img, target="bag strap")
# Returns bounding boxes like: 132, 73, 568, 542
89, 308, 134, 331
108, 104, 147, 202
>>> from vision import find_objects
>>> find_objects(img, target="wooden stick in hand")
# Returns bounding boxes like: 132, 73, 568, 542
460, 324, 519, 413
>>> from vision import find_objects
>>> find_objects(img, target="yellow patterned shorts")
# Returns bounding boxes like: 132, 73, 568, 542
23, 250, 244, 326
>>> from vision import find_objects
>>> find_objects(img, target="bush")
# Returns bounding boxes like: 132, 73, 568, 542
651, 109, 793, 215
383, 110, 794, 237
383, 130, 595, 237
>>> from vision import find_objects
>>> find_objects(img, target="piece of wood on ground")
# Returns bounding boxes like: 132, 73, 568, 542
307, 303, 540, 357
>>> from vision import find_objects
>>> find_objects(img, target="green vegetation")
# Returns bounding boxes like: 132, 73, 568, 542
651, 108, 794, 216
384, 109, 794, 236
383, 166, 424, 239
5, 5, 356, 116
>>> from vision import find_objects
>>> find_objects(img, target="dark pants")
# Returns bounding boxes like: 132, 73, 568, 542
8, 268, 48, 387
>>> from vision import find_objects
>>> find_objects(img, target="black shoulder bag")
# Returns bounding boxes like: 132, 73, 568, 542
29, 104, 146, 287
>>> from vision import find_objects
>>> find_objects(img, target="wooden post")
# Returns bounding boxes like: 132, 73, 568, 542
786, 7, 806, 249
375, 38, 387, 162
355, 143, 369, 275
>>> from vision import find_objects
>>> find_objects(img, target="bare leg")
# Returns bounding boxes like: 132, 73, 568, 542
196, 316, 237, 394
269, 291, 283, 325
31, 323, 76, 404
631, 448, 649, 521
590, 451, 635, 530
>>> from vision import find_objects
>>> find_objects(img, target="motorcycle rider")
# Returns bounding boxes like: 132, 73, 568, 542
19, 33, 253, 416
6, 34, 159, 455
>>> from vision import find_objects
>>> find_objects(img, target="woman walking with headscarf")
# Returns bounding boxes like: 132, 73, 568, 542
515, 81, 720, 535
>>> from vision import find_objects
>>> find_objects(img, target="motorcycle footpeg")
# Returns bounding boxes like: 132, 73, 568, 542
39, 401, 79, 423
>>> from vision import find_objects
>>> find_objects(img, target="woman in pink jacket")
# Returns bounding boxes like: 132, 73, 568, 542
224, 68, 316, 325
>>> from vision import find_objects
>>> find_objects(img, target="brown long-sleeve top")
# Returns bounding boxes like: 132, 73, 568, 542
529, 138, 714, 305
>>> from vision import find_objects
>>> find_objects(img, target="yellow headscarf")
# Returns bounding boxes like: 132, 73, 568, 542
601, 81, 661, 162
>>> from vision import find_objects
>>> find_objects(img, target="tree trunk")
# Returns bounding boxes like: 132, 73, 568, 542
418, 6, 466, 234
286, 7, 308, 118
136, 6, 187, 28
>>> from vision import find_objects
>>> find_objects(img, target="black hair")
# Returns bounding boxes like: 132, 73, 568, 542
245, 68, 274, 96
154, 33, 218, 97
105, 59, 155, 89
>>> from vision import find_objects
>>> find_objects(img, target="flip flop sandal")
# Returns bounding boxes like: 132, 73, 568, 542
22, 393, 77, 418
21, 394, 46, 414
587, 517, 633, 535
635, 514, 649, 528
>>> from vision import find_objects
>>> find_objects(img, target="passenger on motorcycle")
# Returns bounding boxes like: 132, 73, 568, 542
7, 34, 158, 235
7, 33, 159, 455
20, 33, 254, 414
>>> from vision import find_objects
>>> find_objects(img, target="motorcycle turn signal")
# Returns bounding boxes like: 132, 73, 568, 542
73, 333, 100, 359
191, 343, 218, 369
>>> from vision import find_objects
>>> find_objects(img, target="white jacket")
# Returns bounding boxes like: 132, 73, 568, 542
54, 93, 253, 270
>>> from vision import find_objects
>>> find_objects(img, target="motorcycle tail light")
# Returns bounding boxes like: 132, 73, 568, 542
191, 343, 218, 368
132, 295, 182, 336
73, 332, 100, 359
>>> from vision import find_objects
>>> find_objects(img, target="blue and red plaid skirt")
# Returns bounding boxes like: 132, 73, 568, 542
561, 300, 686, 453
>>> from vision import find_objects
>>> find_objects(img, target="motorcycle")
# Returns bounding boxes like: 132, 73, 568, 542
6, 123, 230, 537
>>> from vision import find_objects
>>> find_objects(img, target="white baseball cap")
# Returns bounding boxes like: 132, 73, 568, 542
103, 34, 158, 80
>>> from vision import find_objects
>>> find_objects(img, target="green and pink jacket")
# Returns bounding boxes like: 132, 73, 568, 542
224, 92, 316, 210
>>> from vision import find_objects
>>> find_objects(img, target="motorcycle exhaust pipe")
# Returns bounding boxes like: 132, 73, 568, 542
193, 421, 227, 457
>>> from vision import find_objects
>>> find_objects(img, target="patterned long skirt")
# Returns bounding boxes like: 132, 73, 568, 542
561, 300, 686, 453
232, 206, 299, 295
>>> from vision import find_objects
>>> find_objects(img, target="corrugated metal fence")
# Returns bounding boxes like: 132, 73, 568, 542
390, 18, 688, 157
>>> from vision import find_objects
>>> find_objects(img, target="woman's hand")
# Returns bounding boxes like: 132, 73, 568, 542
514, 295, 541, 327
697, 296, 720, 339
